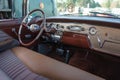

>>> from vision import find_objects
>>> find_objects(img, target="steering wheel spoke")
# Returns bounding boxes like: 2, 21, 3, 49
22, 22, 28, 27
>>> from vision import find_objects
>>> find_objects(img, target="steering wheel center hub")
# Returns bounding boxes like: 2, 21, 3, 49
29, 24, 41, 32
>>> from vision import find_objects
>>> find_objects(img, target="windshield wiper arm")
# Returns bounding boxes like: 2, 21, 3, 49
90, 11, 120, 18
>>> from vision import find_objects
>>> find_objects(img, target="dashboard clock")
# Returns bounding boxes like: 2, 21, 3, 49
89, 27, 97, 35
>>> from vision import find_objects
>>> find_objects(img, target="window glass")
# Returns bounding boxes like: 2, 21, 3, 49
14, 0, 22, 18
29, 0, 57, 17
0, 0, 13, 19
56, 0, 120, 18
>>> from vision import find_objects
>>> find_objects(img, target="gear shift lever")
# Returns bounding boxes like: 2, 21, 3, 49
65, 50, 70, 63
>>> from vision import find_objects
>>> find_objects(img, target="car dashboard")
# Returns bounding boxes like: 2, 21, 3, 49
46, 21, 120, 57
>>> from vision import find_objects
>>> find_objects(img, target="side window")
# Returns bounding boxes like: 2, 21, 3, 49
0, 0, 23, 19
0, 0, 12, 19
13, 0, 23, 18
0, 0, 57, 19
29, 0, 57, 17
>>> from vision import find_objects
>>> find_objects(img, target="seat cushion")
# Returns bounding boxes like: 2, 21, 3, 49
0, 69, 11, 80
12, 47, 105, 80
0, 50, 49, 80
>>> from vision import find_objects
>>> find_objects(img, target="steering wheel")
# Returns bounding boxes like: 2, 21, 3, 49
18, 9, 46, 46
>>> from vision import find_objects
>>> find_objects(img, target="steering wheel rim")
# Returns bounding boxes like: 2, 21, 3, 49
18, 9, 46, 46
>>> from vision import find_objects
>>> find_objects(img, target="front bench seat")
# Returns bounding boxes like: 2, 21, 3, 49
0, 49, 49, 80
11, 47, 105, 80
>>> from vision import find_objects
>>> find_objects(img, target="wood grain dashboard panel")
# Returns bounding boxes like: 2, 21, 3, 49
61, 32, 90, 49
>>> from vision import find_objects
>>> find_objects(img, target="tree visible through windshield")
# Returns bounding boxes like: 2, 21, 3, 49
56, 0, 120, 18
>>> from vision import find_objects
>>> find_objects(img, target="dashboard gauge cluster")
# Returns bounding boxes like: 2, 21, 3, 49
46, 23, 65, 31
47, 23, 98, 36
46, 23, 86, 32
46, 23, 64, 43
56, 24, 64, 30
89, 27, 97, 35
67, 26, 85, 31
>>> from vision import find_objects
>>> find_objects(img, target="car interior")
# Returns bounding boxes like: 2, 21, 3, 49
0, 0, 120, 80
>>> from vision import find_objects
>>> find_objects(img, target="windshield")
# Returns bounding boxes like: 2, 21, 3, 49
56, 0, 120, 18
4, 0, 120, 19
